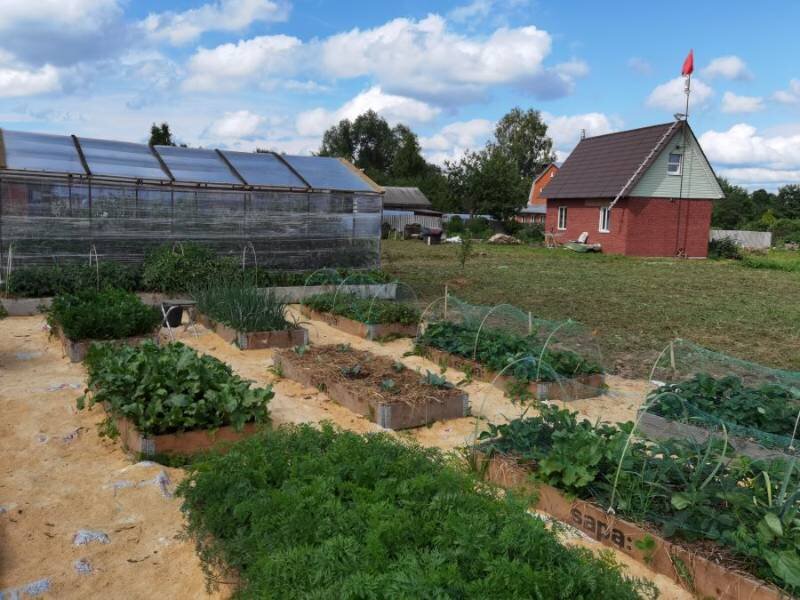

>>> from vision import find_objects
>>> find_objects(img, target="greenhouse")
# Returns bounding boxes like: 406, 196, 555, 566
0, 129, 383, 270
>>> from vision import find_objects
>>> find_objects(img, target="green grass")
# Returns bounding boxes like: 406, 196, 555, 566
742, 249, 800, 273
381, 240, 800, 376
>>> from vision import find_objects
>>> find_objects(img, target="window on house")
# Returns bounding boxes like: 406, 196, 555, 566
667, 152, 683, 176
599, 206, 610, 232
557, 206, 567, 230
550, 170, 555, 177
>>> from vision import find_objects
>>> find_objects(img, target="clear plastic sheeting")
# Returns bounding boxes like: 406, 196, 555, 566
220, 150, 306, 189
79, 137, 167, 181
2, 130, 85, 174
283, 155, 374, 192
155, 145, 240, 185
0, 178, 381, 270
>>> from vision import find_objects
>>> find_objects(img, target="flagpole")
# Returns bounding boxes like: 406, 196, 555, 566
677, 71, 691, 256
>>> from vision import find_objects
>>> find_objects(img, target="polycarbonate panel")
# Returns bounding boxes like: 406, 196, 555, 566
220, 150, 307, 189
79, 136, 167, 180
282, 155, 374, 192
2, 130, 85, 174
154, 145, 240, 184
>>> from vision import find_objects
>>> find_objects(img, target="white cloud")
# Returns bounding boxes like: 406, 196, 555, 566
721, 91, 764, 114
0, 0, 121, 31
449, 0, 494, 21
702, 55, 752, 81
141, 0, 290, 45
627, 57, 652, 76
700, 123, 800, 169
773, 79, 800, 105
320, 15, 557, 101
420, 119, 495, 164
646, 76, 713, 112
296, 86, 440, 137
183, 34, 302, 91
0, 64, 60, 98
542, 112, 616, 149
553, 59, 589, 79
207, 110, 265, 139
717, 167, 800, 188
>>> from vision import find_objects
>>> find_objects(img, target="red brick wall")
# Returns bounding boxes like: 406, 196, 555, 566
529, 164, 558, 207
545, 197, 712, 257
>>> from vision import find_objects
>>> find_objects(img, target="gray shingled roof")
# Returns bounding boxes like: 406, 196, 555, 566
544, 122, 682, 199
382, 186, 432, 209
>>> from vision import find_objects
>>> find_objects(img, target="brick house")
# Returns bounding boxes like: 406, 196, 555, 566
517, 163, 559, 224
543, 120, 724, 257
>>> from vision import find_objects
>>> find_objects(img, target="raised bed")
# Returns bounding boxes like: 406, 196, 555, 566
112, 410, 261, 457
196, 313, 308, 350
637, 410, 794, 462
2, 293, 189, 316
422, 346, 604, 401
274, 346, 469, 429
56, 327, 160, 363
299, 305, 417, 340
259, 282, 397, 303
476, 451, 784, 600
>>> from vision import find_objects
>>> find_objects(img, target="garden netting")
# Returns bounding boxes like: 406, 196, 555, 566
647, 338, 800, 453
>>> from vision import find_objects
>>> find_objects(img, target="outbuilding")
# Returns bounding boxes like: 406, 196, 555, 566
543, 120, 724, 257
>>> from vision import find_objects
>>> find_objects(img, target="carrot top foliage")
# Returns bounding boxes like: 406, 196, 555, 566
178, 424, 652, 599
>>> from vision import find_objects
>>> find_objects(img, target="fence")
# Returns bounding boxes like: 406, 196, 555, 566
382, 213, 442, 232
710, 229, 772, 249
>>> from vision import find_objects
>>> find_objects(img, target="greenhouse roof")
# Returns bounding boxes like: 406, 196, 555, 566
0, 128, 381, 194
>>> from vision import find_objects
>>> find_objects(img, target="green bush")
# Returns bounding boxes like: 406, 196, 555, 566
6, 263, 142, 298
142, 244, 239, 294
46, 288, 161, 341
177, 424, 648, 599
770, 218, 800, 245
78, 341, 272, 437
445, 215, 465, 235
708, 237, 742, 259
466, 217, 494, 239
517, 223, 545, 244
194, 285, 295, 332
302, 292, 420, 325
742, 250, 800, 273
481, 406, 800, 592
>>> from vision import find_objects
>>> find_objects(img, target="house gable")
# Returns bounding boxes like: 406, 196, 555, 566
631, 126, 724, 199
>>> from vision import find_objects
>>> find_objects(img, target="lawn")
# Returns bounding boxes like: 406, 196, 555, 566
742, 248, 800, 273
381, 240, 800, 377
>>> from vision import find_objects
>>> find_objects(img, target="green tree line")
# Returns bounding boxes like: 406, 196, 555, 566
715, 179, 800, 244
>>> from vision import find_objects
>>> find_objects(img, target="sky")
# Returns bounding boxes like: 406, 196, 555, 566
1, 0, 799, 190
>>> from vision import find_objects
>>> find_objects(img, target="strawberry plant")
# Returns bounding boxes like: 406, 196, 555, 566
78, 341, 272, 437
46, 288, 161, 341
177, 424, 650, 599
302, 292, 420, 325
417, 321, 603, 383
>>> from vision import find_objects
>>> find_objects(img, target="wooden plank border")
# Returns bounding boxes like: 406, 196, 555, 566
299, 305, 418, 340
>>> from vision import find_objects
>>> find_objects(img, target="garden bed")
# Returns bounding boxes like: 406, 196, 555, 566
196, 312, 307, 350
475, 450, 784, 600
260, 282, 397, 303
422, 346, 604, 400
111, 410, 261, 457
299, 305, 418, 340
274, 345, 469, 429
637, 410, 794, 462
56, 327, 159, 363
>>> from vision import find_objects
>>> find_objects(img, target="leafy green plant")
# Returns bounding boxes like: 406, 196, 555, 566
417, 321, 603, 383
391, 360, 405, 373
46, 288, 161, 341
421, 370, 454, 389
302, 292, 419, 325
142, 243, 239, 294
177, 424, 648, 599
6, 262, 142, 298
380, 378, 397, 392
649, 373, 800, 437
708, 237, 742, 260
78, 341, 271, 437
340, 363, 366, 379
480, 406, 800, 592
193, 284, 295, 332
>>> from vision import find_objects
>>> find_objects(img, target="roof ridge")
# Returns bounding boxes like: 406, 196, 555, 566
581, 121, 675, 142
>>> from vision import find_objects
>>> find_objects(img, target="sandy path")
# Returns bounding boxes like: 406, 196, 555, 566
1, 313, 687, 599
0, 317, 223, 600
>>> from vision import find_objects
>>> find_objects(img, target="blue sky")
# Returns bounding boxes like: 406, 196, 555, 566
1, 0, 799, 189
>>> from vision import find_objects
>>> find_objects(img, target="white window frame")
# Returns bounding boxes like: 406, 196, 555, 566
667, 152, 683, 176
599, 206, 610, 233
557, 206, 567, 230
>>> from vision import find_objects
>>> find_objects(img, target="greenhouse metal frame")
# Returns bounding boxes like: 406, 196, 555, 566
0, 129, 383, 270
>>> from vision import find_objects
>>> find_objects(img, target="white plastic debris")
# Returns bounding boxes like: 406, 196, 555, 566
72, 529, 110, 546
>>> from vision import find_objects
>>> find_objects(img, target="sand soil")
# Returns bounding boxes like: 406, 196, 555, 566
1, 313, 688, 599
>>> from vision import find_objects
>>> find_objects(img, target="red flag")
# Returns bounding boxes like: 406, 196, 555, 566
681, 50, 694, 76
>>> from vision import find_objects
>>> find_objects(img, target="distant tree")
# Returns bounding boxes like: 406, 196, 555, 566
713, 177, 754, 229
390, 124, 427, 179
445, 146, 528, 221
493, 108, 556, 181
775, 184, 800, 219
318, 119, 355, 162
149, 122, 175, 146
